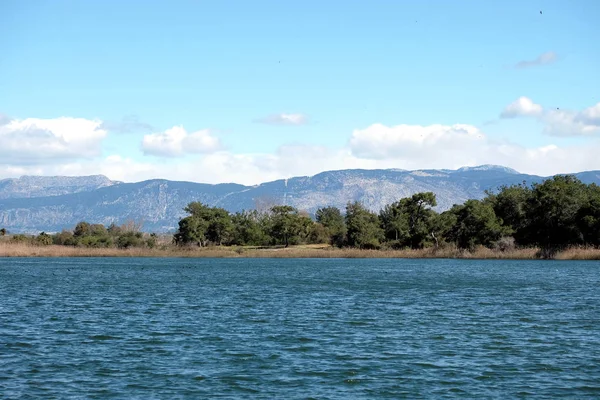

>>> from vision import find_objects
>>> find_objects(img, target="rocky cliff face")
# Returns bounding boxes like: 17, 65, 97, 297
1, 166, 599, 233
0, 175, 119, 199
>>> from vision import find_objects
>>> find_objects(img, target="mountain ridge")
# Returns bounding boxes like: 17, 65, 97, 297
0, 175, 120, 199
1, 165, 599, 233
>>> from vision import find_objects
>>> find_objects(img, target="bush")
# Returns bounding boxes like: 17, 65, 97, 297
36, 232, 53, 246
146, 233, 158, 249
494, 236, 516, 252
117, 232, 144, 249
79, 235, 113, 248
53, 230, 74, 245
11, 234, 31, 244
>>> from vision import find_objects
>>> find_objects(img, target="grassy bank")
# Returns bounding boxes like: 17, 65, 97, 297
1, 242, 599, 259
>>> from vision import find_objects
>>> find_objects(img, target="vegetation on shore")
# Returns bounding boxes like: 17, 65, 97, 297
1, 175, 599, 259
1, 241, 600, 260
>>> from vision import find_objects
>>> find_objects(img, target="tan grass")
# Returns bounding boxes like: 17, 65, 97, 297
554, 247, 600, 260
0, 242, 597, 260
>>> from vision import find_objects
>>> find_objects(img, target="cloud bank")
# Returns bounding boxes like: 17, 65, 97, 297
141, 126, 223, 157
0, 116, 106, 165
500, 96, 600, 136
2, 101, 600, 185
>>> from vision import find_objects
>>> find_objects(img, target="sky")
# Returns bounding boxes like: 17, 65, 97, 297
1, 0, 599, 185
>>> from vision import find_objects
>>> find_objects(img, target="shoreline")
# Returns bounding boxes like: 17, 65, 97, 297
1, 243, 599, 260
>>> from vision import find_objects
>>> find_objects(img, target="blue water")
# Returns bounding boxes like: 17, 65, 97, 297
1, 258, 599, 399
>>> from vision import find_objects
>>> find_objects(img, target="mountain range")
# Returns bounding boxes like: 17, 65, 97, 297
1, 165, 599, 233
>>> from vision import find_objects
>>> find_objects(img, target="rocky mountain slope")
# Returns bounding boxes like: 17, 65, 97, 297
0, 175, 119, 199
1, 165, 599, 233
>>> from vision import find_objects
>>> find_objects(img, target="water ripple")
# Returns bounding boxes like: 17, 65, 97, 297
1, 257, 599, 398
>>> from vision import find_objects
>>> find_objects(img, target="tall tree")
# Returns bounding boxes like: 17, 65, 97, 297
205, 207, 233, 245
231, 210, 270, 246
345, 201, 384, 249
578, 184, 600, 246
174, 202, 234, 246
379, 203, 410, 245
73, 221, 92, 237
315, 206, 347, 247
379, 192, 438, 249
173, 215, 208, 246
269, 205, 312, 247
487, 183, 531, 242
446, 199, 510, 250
405, 192, 438, 248
522, 175, 588, 253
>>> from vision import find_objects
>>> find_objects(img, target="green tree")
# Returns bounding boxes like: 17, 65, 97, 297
379, 203, 410, 247
174, 202, 235, 246
184, 202, 213, 219
53, 230, 76, 246
308, 222, 330, 244
174, 202, 228, 246
117, 232, 144, 249
578, 184, 600, 246
11, 234, 31, 244
487, 183, 531, 243
107, 223, 122, 236
35, 232, 53, 246
230, 210, 270, 246
205, 207, 233, 245
90, 224, 108, 237
379, 192, 438, 249
146, 233, 158, 249
404, 192, 438, 248
429, 210, 457, 249
269, 205, 312, 247
0, 228, 6, 236
345, 201, 384, 249
315, 206, 347, 247
522, 175, 589, 254
173, 215, 209, 246
446, 199, 510, 250
73, 221, 92, 237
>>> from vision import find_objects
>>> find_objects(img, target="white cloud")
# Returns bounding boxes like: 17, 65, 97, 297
3, 113, 600, 186
0, 116, 106, 165
542, 108, 600, 136
141, 126, 223, 157
500, 97, 600, 136
349, 123, 485, 161
342, 122, 600, 176
4, 133, 600, 185
500, 97, 543, 118
255, 113, 309, 126
577, 103, 600, 125
515, 51, 558, 69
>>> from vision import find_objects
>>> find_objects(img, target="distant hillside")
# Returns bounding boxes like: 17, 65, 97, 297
0, 175, 119, 199
1, 165, 599, 233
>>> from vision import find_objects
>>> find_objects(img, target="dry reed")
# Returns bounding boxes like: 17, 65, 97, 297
0, 242, 596, 259
554, 247, 600, 260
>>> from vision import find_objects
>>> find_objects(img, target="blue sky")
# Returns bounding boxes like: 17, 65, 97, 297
1, 0, 599, 184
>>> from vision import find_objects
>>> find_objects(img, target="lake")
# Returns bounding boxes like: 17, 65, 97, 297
1, 258, 599, 398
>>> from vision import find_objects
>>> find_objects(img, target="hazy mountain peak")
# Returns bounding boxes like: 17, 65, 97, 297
456, 165, 520, 174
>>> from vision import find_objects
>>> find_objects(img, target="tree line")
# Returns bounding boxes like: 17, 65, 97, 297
2, 175, 598, 257
173, 175, 600, 256
6, 221, 158, 249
